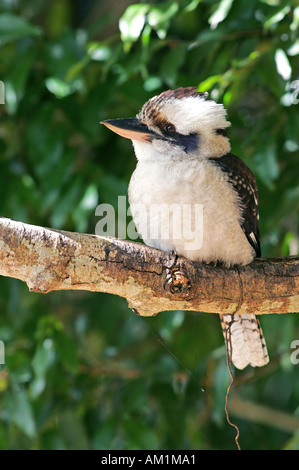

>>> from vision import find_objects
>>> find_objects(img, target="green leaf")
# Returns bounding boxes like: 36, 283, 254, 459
275, 48, 292, 81
0, 13, 41, 44
60, 409, 89, 450
45, 77, 82, 98
54, 331, 79, 374
6, 386, 36, 438
30, 339, 55, 398
208, 0, 234, 29
5, 42, 36, 114
160, 43, 187, 87
198, 75, 221, 92
43, 30, 86, 80
119, 4, 149, 50
147, 1, 179, 39
184, 0, 203, 13
284, 428, 299, 450
123, 415, 159, 450
264, 5, 291, 30
45, 77, 72, 98
281, 232, 296, 256
254, 145, 280, 189
144, 75, 163, 91
212, 360, 231, 426
73, 183, 99, 233
87, 42, 111, 61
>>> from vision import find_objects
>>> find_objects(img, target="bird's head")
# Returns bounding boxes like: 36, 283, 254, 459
101, 87, 231, 162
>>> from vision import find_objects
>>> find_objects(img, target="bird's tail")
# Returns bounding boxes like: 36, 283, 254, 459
220, 313, 269, 370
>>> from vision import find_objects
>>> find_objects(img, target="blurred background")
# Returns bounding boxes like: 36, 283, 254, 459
0, 0, 298, 450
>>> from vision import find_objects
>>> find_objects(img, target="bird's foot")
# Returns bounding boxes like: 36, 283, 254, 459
164, 251, 192, 294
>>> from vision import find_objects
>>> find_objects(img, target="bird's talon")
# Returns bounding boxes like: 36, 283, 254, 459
164, 263, 192, 294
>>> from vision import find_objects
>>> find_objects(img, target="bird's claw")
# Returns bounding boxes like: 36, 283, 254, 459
163, 253, 192, 294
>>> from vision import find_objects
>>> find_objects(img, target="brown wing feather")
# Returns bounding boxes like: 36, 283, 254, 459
210, 153, 261, 257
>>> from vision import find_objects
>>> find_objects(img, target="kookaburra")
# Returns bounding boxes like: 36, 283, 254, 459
101, 87, 269, 370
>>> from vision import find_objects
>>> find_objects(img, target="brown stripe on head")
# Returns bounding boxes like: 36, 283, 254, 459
160, 87, 201, 100
138, 87, 208, 130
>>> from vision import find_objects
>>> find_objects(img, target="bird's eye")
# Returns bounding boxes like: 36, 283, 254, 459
165, 123, 176, 134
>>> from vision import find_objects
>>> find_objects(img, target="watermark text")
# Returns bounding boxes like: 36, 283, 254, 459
0, 80, 4, 104
0, 340, 5, 364
290, 340, 299, 365
290, 80, 299, 104
95, 196, 204, 252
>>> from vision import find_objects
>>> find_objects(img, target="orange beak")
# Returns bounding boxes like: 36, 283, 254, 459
100, 118, 159, 142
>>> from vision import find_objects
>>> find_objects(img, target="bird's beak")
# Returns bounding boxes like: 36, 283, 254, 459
100, 118, 158, 143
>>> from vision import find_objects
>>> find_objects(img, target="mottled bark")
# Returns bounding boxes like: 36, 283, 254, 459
0, 217, 298, 317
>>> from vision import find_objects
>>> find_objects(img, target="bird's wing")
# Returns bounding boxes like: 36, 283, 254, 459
210, 153, 261, 257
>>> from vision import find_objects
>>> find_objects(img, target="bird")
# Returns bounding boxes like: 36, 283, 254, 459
101, 86, 269, 370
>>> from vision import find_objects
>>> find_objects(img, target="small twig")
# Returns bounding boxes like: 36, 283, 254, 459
224, 325, 241, 451
224, 267, 243, 450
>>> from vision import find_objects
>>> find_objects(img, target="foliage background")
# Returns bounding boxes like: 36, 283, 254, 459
0, 0, 298, 450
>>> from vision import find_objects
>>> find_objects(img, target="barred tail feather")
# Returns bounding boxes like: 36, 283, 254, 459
220, 313, 269, 370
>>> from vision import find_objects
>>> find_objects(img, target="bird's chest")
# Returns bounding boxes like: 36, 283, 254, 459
128, 160, 220, 208
128, 160, 219, 244
128, 159, 252, 264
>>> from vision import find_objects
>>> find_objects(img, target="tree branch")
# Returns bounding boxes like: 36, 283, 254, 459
0, 217, 298, 317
